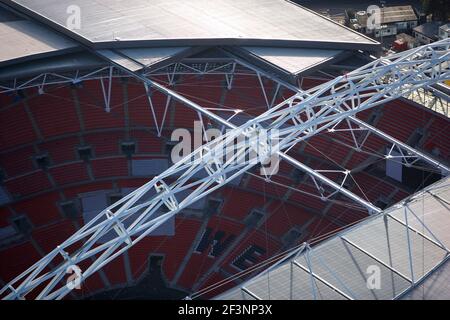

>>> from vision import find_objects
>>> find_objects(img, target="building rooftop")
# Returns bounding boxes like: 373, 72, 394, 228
414, 22, 441, 40
380, 5, 417, 24
440, 23, 450, 33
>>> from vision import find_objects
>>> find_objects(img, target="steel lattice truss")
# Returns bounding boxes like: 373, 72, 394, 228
1, 39, 450, 300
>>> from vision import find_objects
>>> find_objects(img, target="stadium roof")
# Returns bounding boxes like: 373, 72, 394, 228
215, 176, 450, 300
238, 47, 344, 76
0, 7, 77, 66
5, 0, 378, 49
0, 0, 381, 81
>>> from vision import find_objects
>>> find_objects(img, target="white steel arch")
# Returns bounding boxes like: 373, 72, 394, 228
1, 39, 449, 300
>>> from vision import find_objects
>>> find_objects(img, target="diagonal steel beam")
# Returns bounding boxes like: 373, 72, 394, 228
226, 47, 450, 175
95, 49, 382, 214
1, 39, 449, 300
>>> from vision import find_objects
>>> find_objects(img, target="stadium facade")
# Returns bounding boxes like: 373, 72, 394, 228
0, 0, 448, 300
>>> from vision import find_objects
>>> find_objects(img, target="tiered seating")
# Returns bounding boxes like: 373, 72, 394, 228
0, 103, 37, 150
49, 162, 90, 186
0, 241, 41, 282
272, 87, 296, 106
0, 91, 16, 107
127, 82, 154, 128
77, 258, 108, 296
171, 85, 201, 130
220, 188, 265, 220
224, 75, 274, 116
263, 202, 313, 238
63, 182, 114, 199
117, 178, 148, 189
176, 217, 242, 290
84, 131, 124, 157
39, 136, 80, 164
157, 218, 203, 282
325, 203, 368, 226
277, 160, 294, 177
304, 135, 349, 167
376, 99, 428, 143
128, 82, 171, 129
175, 74, 225, 109
221, 231, 280, 274
423, 116, 450, 160
98, 255, 128, 288
32, 219, 76, 253
288, 184, 328, 212
1, 71, 449, 299
4, 171, 52, 197
90, 157, 128, 179
346, 133, 387, 168
245, 175, 290, 198
391, 189, 409, 203
300, 77, 327, 90
28, 87, 80, 138
351, 172, 395, 202
76, 80, 125, 130
130, 130, 163, 154
127, 217, 202, 283
12, 192, 61, 227
0, 146, 35, 178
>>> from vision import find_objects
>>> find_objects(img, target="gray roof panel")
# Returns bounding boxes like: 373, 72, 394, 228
0, 20, 77, 65
9, 0, 379, 50
242, 47, 342, 75
216, 176, 450, 300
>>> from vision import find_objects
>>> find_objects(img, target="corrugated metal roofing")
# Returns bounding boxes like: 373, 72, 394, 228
242, 47, 342, 75
380, 6, 417, 24
0, 20, 77, 65
216, 176, 450, 300
8, 0, 378, 50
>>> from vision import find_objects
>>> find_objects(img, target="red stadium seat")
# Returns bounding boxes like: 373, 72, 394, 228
12, 192, 62, 227
128, 83, 170, 129
127, 217, 202, 283
91, 157, 128, 179
0, 241, 41, 282
376, 100, 428, 143
4, 171, 52, 197
424, 116, 450, 159
221, 188, 266, 220
224, 75, 274, 116
0, 146, 35, 178
28, 87, 80, 138
84, 131, 125, 157
76, 80, 125, 130
263, 202, 313, 238
49, 162, 90, 186
176, 216, 243, 290
130, 130, 163, 154
0, 103, 37, 150
39, 136, 80, 165
32, 219, 77, 253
